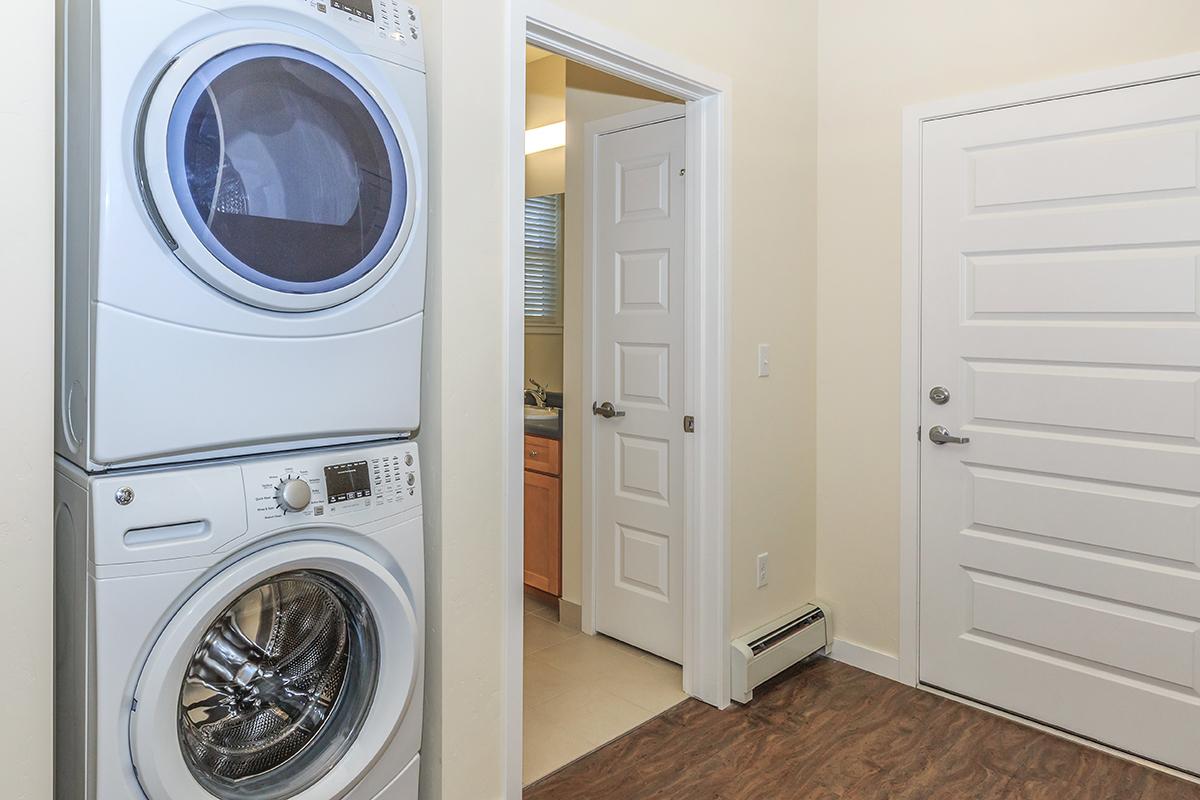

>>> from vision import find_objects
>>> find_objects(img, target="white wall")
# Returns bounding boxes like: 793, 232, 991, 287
0, 3, 55, 798
815, 0, 1200, 660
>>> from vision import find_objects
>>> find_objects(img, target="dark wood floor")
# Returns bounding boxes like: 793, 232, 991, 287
524, 657, 1200, 800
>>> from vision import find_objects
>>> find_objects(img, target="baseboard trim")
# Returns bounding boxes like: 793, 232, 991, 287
558, 598, 582, 630
828, 638, 902, 683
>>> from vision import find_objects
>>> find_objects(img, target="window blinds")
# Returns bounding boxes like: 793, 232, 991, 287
524, 194, 563, 324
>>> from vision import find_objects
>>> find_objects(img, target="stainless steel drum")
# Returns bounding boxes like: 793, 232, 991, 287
178, 570, 378, 799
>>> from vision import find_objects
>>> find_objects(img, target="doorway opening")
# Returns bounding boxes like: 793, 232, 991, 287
504, 10, 731, 796
520, 45, 688, 785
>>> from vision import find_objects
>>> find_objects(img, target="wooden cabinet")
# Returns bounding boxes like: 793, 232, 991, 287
524, 434, 562, 596
524, 434, 560, 475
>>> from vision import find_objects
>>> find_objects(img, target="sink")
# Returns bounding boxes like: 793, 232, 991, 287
524, 407, 559, 420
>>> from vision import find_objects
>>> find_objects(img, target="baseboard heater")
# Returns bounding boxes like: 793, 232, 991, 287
731, 603, 829, 704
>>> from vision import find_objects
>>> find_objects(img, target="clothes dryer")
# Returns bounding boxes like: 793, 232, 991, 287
59, 0, 428, 470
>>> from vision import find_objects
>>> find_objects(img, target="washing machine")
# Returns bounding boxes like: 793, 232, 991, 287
58, 0, 428, 472
54, 441, 424, 799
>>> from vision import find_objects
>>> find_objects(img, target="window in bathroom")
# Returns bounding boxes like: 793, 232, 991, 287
524, 193, 563, 327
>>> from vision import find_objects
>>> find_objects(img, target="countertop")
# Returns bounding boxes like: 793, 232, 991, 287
524, 407, 562, 440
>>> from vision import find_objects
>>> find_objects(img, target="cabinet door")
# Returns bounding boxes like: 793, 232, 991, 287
524, 470, 562, 596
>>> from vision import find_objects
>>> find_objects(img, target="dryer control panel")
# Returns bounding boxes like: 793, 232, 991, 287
180, 0, 426, 70
244, 441, 421, 525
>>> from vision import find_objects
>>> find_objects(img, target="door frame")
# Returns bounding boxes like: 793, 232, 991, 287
580, 102, 687, 643
899, 51, 1200, 689
505, 2, 732, 795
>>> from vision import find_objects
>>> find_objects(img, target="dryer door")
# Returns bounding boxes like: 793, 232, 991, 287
130, 540, 420, 800
138, 31, 418, 312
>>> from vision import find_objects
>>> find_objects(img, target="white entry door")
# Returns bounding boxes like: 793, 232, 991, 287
591, 114, 686, 663
920, 76, 1200, 774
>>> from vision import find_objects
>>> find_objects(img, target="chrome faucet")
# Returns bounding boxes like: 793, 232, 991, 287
527, 379, 549, 409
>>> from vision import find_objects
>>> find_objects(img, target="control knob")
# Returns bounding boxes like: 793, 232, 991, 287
276, 478, 312, 513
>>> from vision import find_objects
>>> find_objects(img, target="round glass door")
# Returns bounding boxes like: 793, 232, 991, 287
177, 570, 378, 800
163, 44, 408, 297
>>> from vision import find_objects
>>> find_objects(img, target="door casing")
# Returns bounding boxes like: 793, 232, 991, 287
900, 50, 1200, 783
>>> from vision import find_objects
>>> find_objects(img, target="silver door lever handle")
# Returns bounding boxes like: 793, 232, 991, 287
928, 425, 969, 445
592, 401, 626, 419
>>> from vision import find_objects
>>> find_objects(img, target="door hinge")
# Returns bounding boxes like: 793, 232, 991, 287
917, 425, 922, 442
684, 415, 695, 433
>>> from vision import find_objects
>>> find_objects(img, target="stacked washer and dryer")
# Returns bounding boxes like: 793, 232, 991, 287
55, 0, 428, 798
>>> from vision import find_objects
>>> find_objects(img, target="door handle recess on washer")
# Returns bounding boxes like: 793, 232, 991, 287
592, 401, 625, 419
928, 425, 969, 445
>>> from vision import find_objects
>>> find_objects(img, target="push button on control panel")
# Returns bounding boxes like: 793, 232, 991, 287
377, 1, 420, 42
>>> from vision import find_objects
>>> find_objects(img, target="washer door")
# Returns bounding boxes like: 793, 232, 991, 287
138, 31, 417, 312
131, 540, 419, 800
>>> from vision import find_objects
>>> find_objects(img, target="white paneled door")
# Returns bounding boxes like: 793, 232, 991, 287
592, 115, 686, 663
920, 76, 1200, 774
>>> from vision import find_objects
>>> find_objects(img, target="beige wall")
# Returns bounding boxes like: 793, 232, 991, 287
525, 332, 564, 391
815, 0, 1200, 658
559, 64, 681, 606
423, 1, 819, 797
525, 53, 566, 199
550, 0, 820, 642
1, 2, 54, 798
419, 1, 508, 797
524, 53, 566, 392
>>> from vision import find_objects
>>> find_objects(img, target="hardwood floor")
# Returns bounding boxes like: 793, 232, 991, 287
524, 657, 1200, 800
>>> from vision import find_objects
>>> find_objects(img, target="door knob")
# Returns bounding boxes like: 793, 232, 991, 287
592, 401, 625, 419
928, 425, 970, 445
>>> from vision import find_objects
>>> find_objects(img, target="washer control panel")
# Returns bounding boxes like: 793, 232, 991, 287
245, 442, 421, 524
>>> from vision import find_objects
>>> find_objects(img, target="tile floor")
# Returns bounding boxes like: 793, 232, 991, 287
522, 592, 687, 785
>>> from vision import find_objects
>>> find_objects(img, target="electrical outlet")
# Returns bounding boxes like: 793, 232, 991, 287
756, 552, 769, 588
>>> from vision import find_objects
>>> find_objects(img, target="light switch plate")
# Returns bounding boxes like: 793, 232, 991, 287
756, 552, 769, 588
757, 344, 771, 377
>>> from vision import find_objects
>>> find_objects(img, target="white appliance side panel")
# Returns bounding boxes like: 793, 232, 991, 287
56, 0, 99, 465
54, 468, 94, 800
90, 306, 422, 467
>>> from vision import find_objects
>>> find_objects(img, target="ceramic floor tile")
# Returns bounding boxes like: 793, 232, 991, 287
591, 654, 686, 715
524, 614, 579, 656
527, 602, 559, 623
528, 684, 656, 749
522, 711, 596, 785
526, 631, 650, 681
523, 657, 576, 708
524, 632, 686, 786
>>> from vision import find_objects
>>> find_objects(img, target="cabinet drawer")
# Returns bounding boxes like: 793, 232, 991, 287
524, 435, 560, 476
